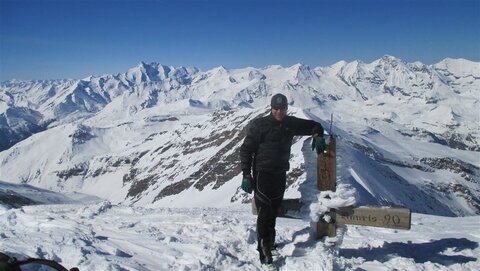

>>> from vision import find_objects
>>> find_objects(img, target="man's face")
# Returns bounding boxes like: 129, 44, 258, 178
271, 106, 287, 121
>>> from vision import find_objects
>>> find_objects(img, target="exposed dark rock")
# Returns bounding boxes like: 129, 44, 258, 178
69, 125, 96, 144
286, 165, 305, 188
126, 174, 157, 200
352, 142, 431, 172
154, 179, 194, 200
143, 131, 168, 143
230, 189, 253, 204
420, 157, 479, 183
0, 107, 47, 151
153, 110, 263, 201
408, 128, 479, 151
425, 182, 480, 214
145, 116, 179, 123
131, 150, 149, 166
443, 132, 479, 151
0, 189, 37, 208
122, 168, 138, 185
191, 118, 249, 191
56, 163, 89, 180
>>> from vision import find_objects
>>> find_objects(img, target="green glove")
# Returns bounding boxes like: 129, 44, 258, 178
241, 175, 253, 194
312, 136, 326, 154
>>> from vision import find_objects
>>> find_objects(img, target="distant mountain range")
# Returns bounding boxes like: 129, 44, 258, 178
1, 55, 478, 216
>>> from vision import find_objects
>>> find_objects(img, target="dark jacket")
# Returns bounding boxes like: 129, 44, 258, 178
240, 114, 323, 174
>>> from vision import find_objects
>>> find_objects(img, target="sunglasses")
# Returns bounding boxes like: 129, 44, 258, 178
272, 105, 288, 110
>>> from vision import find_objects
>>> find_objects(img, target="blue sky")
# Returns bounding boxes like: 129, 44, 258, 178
1, 0, 479, 81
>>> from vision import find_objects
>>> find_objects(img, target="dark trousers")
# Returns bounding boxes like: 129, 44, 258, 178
254, 171, 286, 250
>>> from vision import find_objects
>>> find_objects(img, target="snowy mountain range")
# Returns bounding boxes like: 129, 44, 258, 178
0, 55, 479, 217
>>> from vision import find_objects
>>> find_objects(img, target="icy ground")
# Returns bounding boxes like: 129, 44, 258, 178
1, 199, 479, 271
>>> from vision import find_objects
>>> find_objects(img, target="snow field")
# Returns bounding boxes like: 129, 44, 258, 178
1, 201, 479, 271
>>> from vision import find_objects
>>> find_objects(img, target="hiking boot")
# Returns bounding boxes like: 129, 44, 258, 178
260, 239, 273, 264
270, 244, 279, 257
262, 262, 277, 271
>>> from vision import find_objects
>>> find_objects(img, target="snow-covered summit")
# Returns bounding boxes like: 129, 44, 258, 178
434, 57, 480, 78
124, 62, 198, 84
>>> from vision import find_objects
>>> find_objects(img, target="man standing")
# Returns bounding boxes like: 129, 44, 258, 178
239, 93, 326, 266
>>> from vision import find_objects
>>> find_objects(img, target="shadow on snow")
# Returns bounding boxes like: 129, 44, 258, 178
339, 238, 478, 266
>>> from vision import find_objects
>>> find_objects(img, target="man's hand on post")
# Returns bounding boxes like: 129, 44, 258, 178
241, 174, 253, 194
312, 135, 327, 154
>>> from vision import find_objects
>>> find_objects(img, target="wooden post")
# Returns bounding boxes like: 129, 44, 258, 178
317, 135, 336, 191
316, 135, 337, 239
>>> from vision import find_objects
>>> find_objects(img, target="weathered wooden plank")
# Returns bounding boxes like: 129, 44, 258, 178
317, 135, 336, 192
316, 135, 337, 239
251, 198, 303, 219
277, 198, 303, 218
336, 206, 411, 230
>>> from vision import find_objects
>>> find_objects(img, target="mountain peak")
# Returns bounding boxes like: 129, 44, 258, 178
208, 66, 230, 78
138, 62, 171, 72
375, 55, 406, 67
381, 54, 400, 61
331, 60, 348, 68
287, 63, 316, 81
290, 63, 307, 68
263, 64, 284, 71
434, 58, 480, 78
125, 62, 172, 82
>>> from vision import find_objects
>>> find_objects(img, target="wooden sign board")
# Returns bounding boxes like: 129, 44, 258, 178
336, 206, 411, 230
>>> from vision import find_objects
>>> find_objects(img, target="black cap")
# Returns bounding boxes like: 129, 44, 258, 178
271, 93, 288, 109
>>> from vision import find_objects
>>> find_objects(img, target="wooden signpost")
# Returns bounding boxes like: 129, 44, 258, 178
316, 134, 411, 238
252, 129, 412, 238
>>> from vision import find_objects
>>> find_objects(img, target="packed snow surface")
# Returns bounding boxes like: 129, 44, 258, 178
0, 199, 478, 270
